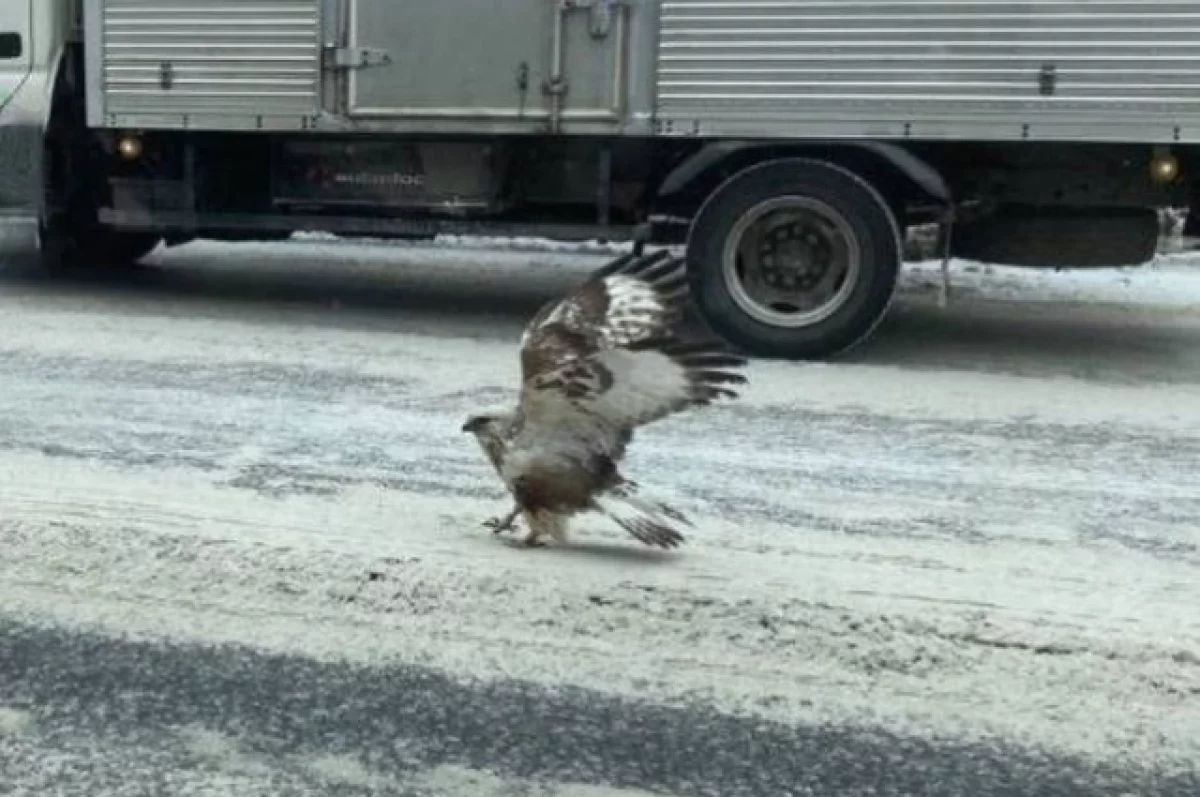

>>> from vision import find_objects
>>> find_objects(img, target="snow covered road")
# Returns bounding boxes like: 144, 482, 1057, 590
1, 239, 1199, 795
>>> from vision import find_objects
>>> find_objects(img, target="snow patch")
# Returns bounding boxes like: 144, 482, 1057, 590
189, 231, 1200, 310
2, 235, 1199, 773
163, 233, 1200, 315
0, 707, 34, 737
177, 724, 270, 777
2, 456, 1197, 769
905, 254, 1200, 308
411, 764, 662, 797
551, 785, 664, 797
412, 764, 513, 794
298, 753, 392, 789
288, 230, 630, 256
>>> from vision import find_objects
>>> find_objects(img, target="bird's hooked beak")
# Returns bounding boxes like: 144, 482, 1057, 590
462, 413, 504, 435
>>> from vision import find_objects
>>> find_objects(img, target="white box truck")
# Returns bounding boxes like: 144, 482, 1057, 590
0, 0, 1192, 358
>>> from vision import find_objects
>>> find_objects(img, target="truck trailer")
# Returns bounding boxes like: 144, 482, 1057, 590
0, 0, 1194, 359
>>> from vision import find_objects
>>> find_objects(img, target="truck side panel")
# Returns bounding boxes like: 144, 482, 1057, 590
84, 0, 639, 135
342, 0, 636, 134
346, 0, 560, 124
654, 0, 1200, 143
85, 0, 322, 130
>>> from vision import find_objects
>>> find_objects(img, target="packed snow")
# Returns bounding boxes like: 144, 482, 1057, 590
1, 235, 1198, 792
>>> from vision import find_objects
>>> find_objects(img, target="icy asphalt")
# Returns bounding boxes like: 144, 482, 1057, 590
1, 237, 1198, 796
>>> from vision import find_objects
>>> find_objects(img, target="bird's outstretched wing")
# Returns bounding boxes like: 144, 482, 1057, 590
518, 249, 686, 357
516, 250, 747, 441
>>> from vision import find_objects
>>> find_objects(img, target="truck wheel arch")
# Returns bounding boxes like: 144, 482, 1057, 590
37, 41, 160, 270
654, 139, 953, 223
32, 39, 76, 214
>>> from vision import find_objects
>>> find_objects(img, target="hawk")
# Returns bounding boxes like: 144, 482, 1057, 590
460, 248, 748, 549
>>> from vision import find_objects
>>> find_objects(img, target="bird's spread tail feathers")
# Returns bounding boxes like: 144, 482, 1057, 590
592, 481, 692, 549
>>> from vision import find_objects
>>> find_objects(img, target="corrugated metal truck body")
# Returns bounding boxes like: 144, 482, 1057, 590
654, 0, 1200, 142
84, 0, 324, 130
83, 0, 1200, 144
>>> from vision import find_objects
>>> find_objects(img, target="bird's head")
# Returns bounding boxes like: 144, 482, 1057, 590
460, 412, 508, 438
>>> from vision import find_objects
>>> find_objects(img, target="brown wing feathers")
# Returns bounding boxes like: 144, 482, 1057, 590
612, 248, 691, 294
588, 249, 749, 408
521, 248, 748, 426
586, 247, 675, 282
496, 249, 750, 549
585, 249, 689, 310
592, 249, 749, 410
625, 334, 749, 408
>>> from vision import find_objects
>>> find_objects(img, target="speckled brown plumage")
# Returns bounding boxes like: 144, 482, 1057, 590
462, 249, 747, 549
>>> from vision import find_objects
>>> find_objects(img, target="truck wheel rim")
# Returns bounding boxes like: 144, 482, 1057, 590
721, 196, 862, 329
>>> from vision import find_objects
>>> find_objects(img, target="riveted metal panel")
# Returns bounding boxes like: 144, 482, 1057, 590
344, 0, 630, 135
92, 0, 321, 128
654, 0, 1200, 141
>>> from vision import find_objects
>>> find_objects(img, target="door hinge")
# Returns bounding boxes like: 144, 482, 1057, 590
325, 45, 392, 70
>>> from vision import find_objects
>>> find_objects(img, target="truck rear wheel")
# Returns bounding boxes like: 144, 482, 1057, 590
686, 158, 902, 360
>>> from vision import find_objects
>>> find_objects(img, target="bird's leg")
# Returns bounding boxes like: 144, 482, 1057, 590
514, 511, 563, 548
517, 512, 565, 548
545, 513, 569, 544
520, 529, 547, 548
483, 503, 521, 534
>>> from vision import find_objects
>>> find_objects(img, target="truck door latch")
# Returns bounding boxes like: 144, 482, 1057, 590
325, 45, 392, 70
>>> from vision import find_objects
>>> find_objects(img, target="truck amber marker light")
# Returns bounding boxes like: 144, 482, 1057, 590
116, 135, 143, 161
1151, 149, 1180, 184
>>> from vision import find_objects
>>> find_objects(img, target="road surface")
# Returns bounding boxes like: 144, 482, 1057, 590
1, 238, 1198, 796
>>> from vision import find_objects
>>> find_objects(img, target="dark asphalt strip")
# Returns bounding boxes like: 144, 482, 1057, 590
0, 620, 1193, 796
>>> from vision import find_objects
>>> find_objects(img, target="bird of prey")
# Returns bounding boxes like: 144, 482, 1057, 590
460, 248, 748, 549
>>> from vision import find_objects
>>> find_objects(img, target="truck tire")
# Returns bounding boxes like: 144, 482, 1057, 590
38, 131, 163, 272
39, 58, 161, 273
39, 217, 161, 272
686, 158, 902, 360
